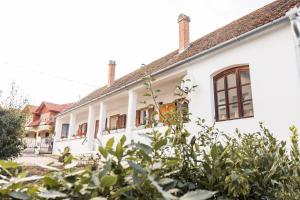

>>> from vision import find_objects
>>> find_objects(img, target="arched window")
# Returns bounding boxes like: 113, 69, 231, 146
213, 66, 254, 121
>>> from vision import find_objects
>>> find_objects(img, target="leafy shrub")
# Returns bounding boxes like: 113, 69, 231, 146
0, 81, 28, 160
0, 108, 26, 160
0, 119, 299, 199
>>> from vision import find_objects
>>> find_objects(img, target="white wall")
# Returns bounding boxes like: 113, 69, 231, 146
186, 22, 300, 143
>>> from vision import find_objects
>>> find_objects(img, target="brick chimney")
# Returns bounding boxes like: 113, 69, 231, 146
177, 14, 190, 53
108, 60, 116, 86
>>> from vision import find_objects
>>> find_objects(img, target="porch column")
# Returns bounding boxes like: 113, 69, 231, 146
126, 89, 137, 132
68, 113, 76, 144
54, 118, 62, 141
87, 105, 96, 151
35, 131, 40, 154
98, 101, 107, 133
52, 118, 62, 153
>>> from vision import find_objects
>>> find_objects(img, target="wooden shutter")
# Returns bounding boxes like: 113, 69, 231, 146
77, 124, 82, 136
83, 123, 88, 136
122, 114, 127, 128
94, 120, 99, 138
159, 103, 176, 125
136, 110, 141, 126
117, 114, 127, 129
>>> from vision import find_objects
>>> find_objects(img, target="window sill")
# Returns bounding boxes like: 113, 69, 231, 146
70, 135, 86, 140
215, 116, 254, 123
56, 138, 68, 142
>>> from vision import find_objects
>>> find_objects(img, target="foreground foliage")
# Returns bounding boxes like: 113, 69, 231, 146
0, 81, 28, 159
0, 78, 299, 199
0, 122, 299, 199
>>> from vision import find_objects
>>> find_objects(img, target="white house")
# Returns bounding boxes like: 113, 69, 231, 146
53, 0, 300, 155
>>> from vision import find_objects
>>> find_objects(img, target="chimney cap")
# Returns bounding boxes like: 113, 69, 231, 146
109, 60, 116, 65
177, 13, 190, 23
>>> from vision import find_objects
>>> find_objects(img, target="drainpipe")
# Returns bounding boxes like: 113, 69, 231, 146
286, 7, 300, 81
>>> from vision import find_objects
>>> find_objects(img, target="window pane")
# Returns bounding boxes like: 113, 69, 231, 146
240, 71, 250, 85
216, 77, 224, 91
228, 88, 238, 103
218, 105, 227, 120
217, 91, 226, 105
242, 85, 252, 101
229, 103, 239, 119
227, 73, 236, 88
243, 101, 254, 117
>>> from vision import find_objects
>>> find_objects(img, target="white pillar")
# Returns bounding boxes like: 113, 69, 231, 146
54, 118, 62, 141
68, 113, 76, 146
68, 113, 76, 139
87, 105, 96, 151
53, 118, 62, 153
98, 101, 107, 134
126, 89, 137, 132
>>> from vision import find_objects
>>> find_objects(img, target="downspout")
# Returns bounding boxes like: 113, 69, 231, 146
286, 7, 300, 81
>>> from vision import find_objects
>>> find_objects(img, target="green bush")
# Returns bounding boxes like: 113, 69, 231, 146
0, 81, 27, 160
0, 108, 25, 160
0, 121, 299, 199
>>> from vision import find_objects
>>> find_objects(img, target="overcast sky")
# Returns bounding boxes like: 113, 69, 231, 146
0, 0, 274, 106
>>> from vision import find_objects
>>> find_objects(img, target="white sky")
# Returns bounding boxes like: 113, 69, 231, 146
0, 0, 273, 106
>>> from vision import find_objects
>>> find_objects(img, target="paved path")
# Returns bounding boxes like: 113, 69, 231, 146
14, 154, 60, 166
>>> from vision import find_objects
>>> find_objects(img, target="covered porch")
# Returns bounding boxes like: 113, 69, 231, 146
53, 70, 189, 154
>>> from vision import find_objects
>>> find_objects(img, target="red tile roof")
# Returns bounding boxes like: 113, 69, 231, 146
25, 105, 39, 114
36, 101, 74, 114
64, 0, 300, 114
27, 102, 74, 127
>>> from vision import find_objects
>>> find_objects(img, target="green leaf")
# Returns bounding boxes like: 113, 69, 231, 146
116, 142, 123, 161
106, 138, 114, 150
127, 160, 146, 175
12, 175, 43, 184
99, 146, 108, 158
120, 135, 126, 146
111, 185, 134, 198
0, 160, 19, 169
135, 142, 152, 154
100, 175, 118, 187
9, 192, 30, 200
43, 176, 58, 187
154, 138, 167, 150
180, 190, 217, 200
38, 189, 67, 199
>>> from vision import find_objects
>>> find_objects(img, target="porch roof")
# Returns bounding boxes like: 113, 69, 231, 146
61, 0, 300, 115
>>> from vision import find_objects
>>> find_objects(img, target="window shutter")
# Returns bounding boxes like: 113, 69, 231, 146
94, 120, 99, 138
105, 118, 108, 130
117, 115, 121, 129
160, 103, 176, 125
123, 114, 127, 128
117, 114, 127, 129
78, 124, 82, 136
136, 110, 141, 126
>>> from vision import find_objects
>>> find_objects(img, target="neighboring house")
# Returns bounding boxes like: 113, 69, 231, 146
53, 0, 300, 155
24, 102, 73, 154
